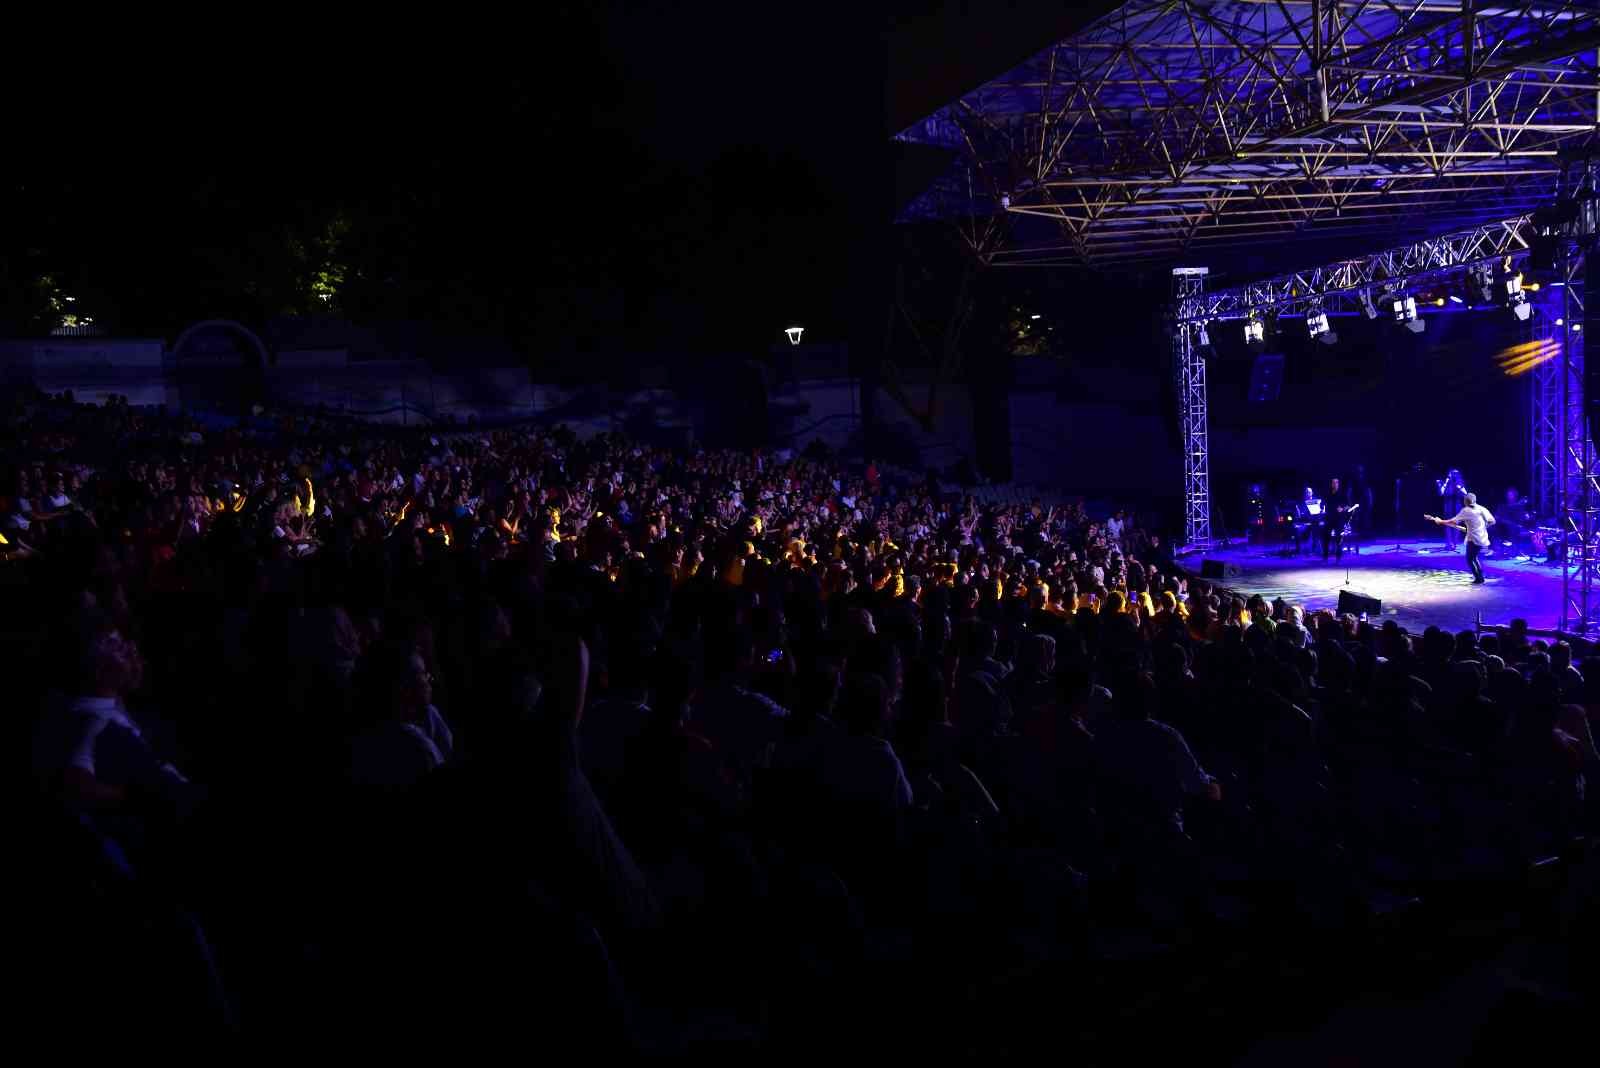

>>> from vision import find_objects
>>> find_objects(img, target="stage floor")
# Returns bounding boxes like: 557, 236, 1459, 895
1193, 538, 1564, 634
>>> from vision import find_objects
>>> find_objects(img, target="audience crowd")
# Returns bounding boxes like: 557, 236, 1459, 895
10, 389, 1596, 1054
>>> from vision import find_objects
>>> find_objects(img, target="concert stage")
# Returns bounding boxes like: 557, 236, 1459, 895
1192, 539, 1565, 635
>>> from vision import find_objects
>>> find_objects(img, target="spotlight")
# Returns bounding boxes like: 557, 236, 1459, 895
1244, 317, 1264, 344
785, 325, 805, 345
1359, 289, 1379, 319
1306, 307, 1337, 345
1449, 295, 1463, 304
1470, 265, 1496, 304
1196, 322, 1210, 348
1504, 272, 1532, 321
1392, 295, 1426, 334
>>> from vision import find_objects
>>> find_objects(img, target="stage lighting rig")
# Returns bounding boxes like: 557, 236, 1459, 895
1469, 263, 1496, 304
1244, 315, 1264, 344
1306, 306, 1336, 344
1392, 295, 1425, 334
1504, 271, 1533, 321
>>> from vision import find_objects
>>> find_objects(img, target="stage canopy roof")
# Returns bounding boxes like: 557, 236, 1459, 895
896, 0, 1600, 272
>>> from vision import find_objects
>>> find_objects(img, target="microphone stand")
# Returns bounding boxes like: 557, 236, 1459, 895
1390, 476, 1420, 553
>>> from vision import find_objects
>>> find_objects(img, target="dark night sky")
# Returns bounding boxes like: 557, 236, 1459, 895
0, 3, 1115, 363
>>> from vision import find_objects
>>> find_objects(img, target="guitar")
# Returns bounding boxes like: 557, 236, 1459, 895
1423, 512, 1463, 530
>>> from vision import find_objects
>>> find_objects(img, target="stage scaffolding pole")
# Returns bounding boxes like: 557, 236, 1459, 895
1533, 313, 1561, 522
1173, 267, 1211, 552
1558, 242, 1598, 633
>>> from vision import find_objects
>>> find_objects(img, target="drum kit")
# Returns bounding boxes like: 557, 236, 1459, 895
1516, 497, 1600, 564
1529, 519, 1600, 563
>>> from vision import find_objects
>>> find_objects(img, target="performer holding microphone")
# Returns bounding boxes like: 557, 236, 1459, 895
1436, 468, 1467, 550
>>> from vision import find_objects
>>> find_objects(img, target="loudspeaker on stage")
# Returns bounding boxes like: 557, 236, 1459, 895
1200, 560, 1243, 581
1337, 590, 1382, 617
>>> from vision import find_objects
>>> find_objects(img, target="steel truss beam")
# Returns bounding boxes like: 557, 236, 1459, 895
1555, 244, 1599, 631
898, 0, 1600, 266
1533, 306, 1562, 519
1174, 267, 1213, 551
1174, 214, 1537, 321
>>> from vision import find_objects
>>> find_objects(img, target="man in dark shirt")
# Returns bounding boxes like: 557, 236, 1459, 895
1322, 477, 1353, 561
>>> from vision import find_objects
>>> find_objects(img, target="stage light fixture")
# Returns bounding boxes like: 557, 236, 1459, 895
1306, 307, 1337, 345
1449, 295, 1463, 304
1504, 272, 1532, 321
1196, 322, 1210, 348
1470, 263, 1497, 303
785, 325, 805, 345
1244, 316, 1264, 344
1359, 289, 1379, 318
1392, 295, 1425, 334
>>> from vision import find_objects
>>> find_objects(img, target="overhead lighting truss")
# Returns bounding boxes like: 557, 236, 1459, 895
896, 0, 1600, 266
1173, 213, 1537, 322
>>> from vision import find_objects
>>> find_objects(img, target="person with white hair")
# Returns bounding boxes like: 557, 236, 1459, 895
1426, 491, 1497, 584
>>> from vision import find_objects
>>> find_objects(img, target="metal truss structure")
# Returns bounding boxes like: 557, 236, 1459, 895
1532, 302, 1562, 519
1171, 214, 1537, 320
1173, 267, 1214, 550
897, 0, 1600, 268
1552, 245, 1598, 631
895, 0, 1600, 625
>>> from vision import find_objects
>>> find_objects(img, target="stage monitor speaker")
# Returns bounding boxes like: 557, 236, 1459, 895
1247, 352, 1284, 403
1337, 590, 1382, 618
1200, 560, 1242, 581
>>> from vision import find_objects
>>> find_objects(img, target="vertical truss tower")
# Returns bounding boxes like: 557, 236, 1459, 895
1173, 267, 1212, 551
1556, 244, 1597, 631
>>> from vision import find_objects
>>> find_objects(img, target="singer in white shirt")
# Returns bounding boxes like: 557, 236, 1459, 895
1427, 493, 1496, 584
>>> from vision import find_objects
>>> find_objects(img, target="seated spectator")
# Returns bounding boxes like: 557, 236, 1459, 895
348, 640, 455, 788
34, 615, 196, 814
1093, 671, 1219, 837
